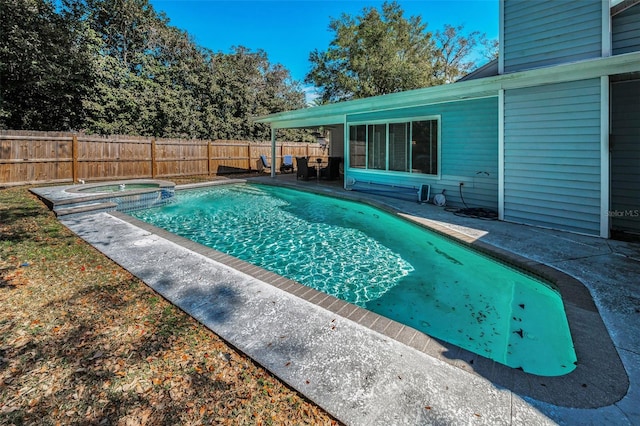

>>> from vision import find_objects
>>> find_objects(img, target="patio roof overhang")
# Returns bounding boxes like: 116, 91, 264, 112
254, 51, 640, 130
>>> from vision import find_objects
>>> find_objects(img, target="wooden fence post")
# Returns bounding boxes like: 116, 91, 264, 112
72, 134, 78, 183
247, 143, 252, 171
151, 138, 156, 178
208, 141, 212, 176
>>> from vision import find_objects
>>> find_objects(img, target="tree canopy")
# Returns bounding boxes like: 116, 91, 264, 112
305, 1, 493, 103
0, 0, 307, 140
1, 0, 495, 136
0, 0, 94, 130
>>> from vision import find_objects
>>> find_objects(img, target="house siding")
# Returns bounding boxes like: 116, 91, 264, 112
613, 4, 640, 55
503, 0, 602, 73
346, 97, 498, 209
503, 79, 602, 235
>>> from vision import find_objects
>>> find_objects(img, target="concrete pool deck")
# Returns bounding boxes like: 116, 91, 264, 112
32, 177, 640, 425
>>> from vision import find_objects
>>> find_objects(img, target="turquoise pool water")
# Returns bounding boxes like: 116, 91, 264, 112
131, 183, 577, 376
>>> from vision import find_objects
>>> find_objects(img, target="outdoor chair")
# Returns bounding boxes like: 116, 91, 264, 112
295, 157, 316, 181
259, 154, 271, 172
320, 157, 342, 180
280, 155, 294, 173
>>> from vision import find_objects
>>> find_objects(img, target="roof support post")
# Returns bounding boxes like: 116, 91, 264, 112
271, 127, 277, 178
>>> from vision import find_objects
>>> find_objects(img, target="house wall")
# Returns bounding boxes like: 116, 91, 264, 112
612, 4, 640, 55
503, 78, 602, 235
502, 0, 603, 73
345, 97, 498, 209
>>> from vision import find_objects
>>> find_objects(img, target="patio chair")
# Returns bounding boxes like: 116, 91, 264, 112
295, 157, 316, 181
320, 157, 342, 180
259, 155, 271, 172
280, 155, 294, 173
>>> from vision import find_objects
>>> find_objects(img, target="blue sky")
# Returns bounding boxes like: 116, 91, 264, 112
149, 0, 499, 85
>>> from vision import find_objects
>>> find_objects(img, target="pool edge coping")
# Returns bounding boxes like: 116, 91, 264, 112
111, 179, 630, 409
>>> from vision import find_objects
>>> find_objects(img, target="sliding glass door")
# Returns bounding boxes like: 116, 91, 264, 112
348, 117, 439, 176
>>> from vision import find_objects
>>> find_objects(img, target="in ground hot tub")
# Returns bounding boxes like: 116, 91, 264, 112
32, 179, 177, 217
75, 182, 162, 193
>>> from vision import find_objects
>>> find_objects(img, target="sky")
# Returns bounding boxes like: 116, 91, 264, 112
148, 0, 499, 85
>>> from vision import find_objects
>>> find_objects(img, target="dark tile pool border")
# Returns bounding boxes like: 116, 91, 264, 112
112, 179, 627, 408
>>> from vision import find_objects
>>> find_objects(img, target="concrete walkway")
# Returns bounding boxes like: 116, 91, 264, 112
38, 177, 640, 425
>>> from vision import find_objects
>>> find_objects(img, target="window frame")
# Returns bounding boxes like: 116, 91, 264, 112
347, 115, 441, 179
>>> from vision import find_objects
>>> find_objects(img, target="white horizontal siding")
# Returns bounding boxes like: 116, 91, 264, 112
613, 4, 640, 55
503, 0, 602, 73
503, 79, 602, 235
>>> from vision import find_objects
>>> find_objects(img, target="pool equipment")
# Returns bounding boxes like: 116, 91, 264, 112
433, 190, 446, 206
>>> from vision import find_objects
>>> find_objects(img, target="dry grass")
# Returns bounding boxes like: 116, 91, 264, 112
0, 185, 339, 425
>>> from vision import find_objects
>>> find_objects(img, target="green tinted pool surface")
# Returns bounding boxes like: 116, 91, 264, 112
131, 183, 577, 376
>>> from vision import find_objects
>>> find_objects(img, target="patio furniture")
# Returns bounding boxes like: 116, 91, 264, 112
320, 157, 342, 181
295, 157, 317, 181
280, 155, 294, 173
259, 155, 271, 172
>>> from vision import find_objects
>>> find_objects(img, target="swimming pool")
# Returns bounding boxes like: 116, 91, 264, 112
131, 183, 577, 376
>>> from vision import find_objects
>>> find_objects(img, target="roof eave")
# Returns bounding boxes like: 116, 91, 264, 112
255, 51, 640, 128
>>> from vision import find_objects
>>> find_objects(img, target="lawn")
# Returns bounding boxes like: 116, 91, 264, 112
0, 185, 338, 425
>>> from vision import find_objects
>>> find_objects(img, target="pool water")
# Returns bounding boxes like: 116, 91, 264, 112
131, 183, 577, 376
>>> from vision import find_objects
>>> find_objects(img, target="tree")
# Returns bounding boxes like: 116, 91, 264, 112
306, 1, 490, 102
306, 1, 438, 103
1, 0, 307, 139
207, 47, 306, 140
434, 24, 482, 83
481, 37, 499, 61
0, 0, 95, 130
70, 0, 308, 140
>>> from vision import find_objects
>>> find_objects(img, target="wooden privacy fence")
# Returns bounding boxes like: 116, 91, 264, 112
0, 131, 328, 186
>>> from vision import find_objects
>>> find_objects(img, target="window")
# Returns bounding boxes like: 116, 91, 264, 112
349, 125, 366, 168
367, 124, 386, 170
389, 122, 410, 172
348, 118, 439, 176
411, 120, 438, 175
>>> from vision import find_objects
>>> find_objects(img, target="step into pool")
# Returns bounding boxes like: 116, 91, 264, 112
130, 183, 577, 376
